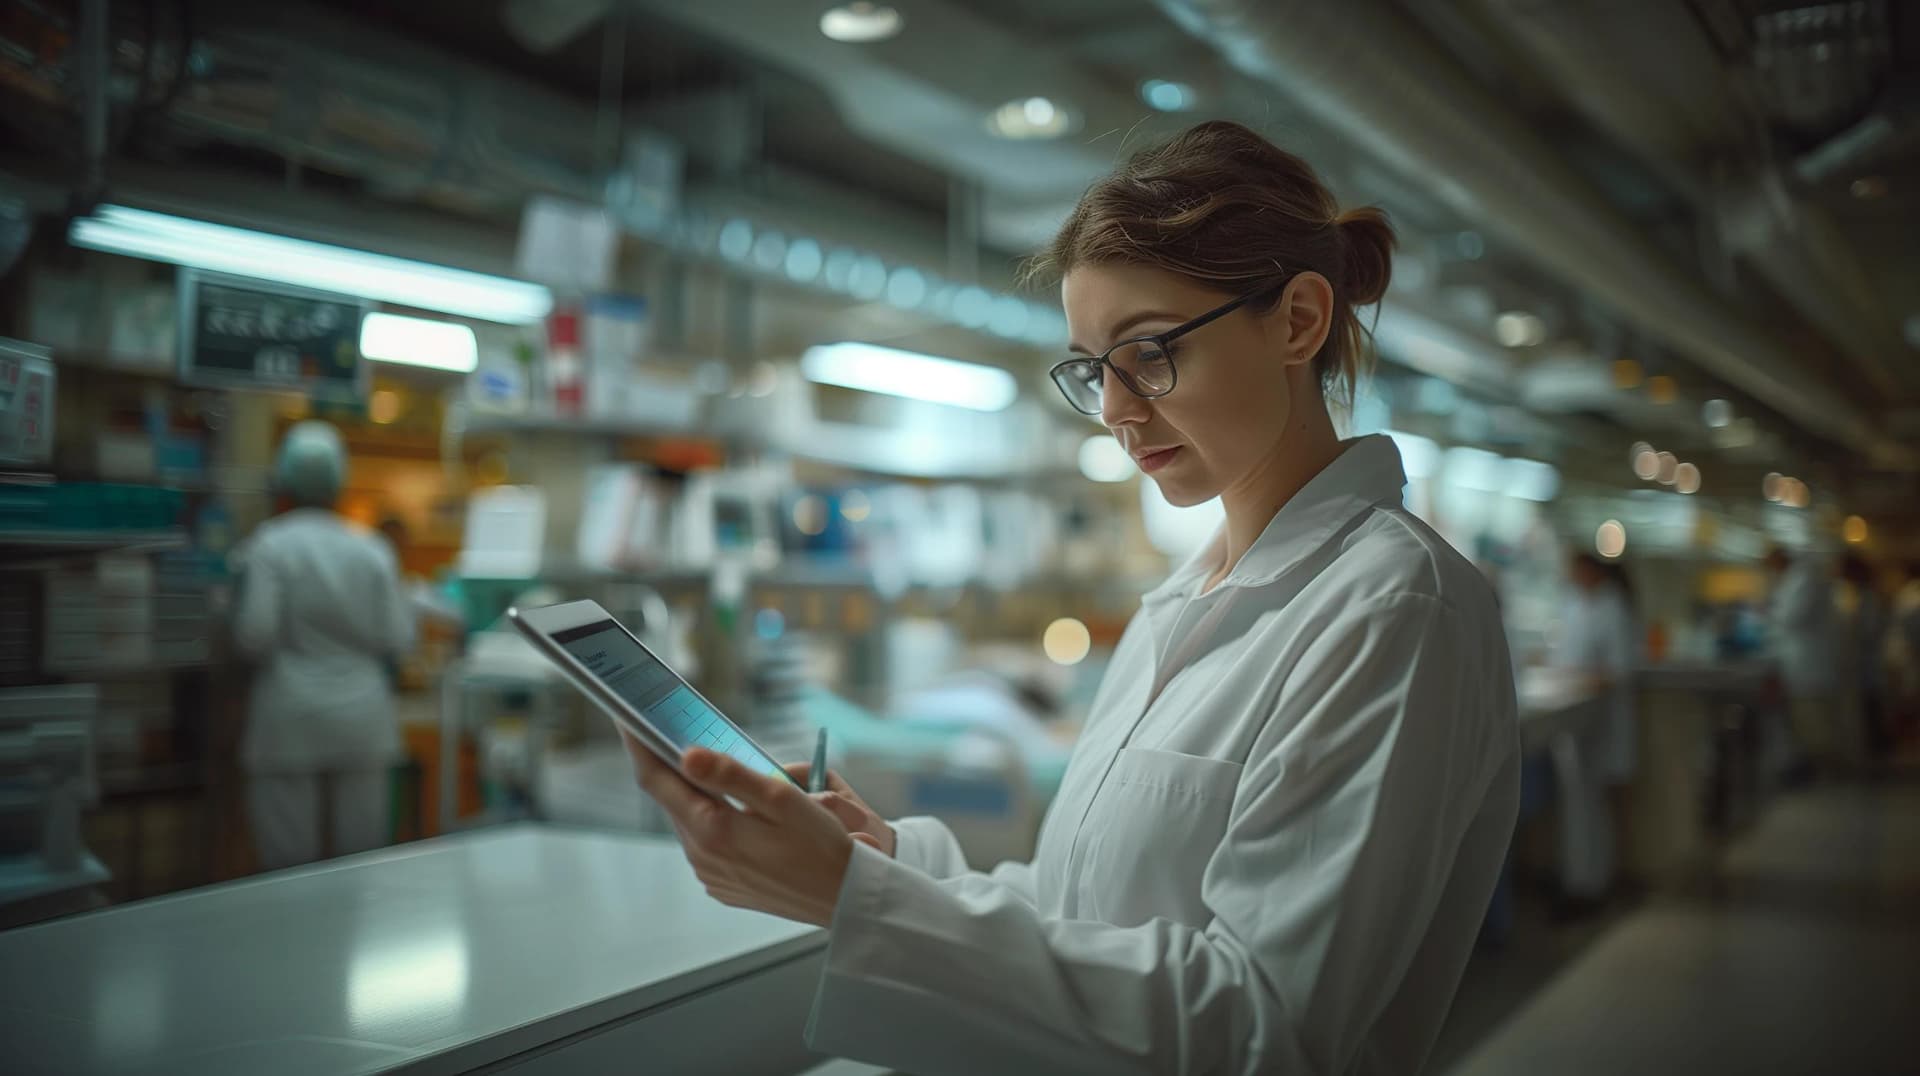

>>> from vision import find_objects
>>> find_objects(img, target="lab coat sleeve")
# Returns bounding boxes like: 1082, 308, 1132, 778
890, 815, 1039, 902
232, 542, 282, 661
808, 593, 1512, 1076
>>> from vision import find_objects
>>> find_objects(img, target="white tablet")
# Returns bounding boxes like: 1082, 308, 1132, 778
509, 599, 800, 788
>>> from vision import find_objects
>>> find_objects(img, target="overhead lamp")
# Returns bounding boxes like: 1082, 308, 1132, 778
1502, 457, 1561, 502
1647, 374, 1678, 405
1702, 398, 1733, 428
359, 313, 480, 373
1632, 447, 1661, 481
1655, 451, 1679, 485
800, 342, 1018, 412
1493, 311, 1546, 348
69, 205, 552, 324
988, 96, 1074, 140
1674, 461, 1701, 495
1596, 519, 1627, 559
1612, 358, 1644, 390
1043, 617, 1092, 666
1385, 430, 1439, 479
1844, 515, 1869, 544
1078, 436, 1133, 483
819, 3, 903, 42
1764, 472, 1785, 502
1140, 79, 1196, 111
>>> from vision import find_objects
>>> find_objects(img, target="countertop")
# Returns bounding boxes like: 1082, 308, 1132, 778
0, 825, 824, 1076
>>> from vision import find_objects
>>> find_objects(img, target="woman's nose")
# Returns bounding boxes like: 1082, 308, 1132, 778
1100, 370, 1149, 427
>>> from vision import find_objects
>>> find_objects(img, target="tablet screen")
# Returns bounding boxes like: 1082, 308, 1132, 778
553, 619, 788, 779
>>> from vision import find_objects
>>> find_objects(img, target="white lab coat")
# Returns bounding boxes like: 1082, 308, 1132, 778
1768, 559, 1838, 699
808, 436, 1520, 1076
234, 508, 414, 774
1545, 584, 1636, 899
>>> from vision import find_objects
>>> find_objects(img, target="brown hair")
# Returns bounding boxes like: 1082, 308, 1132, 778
1028, 120, 1395, 411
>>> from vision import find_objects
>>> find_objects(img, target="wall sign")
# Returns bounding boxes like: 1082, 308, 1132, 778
178, 271, 368, 399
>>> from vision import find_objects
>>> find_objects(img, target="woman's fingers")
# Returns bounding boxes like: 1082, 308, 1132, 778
683, 747, 802, 817
815, 791, 869, 832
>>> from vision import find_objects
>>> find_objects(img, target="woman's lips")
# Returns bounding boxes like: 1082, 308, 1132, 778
1135, 446, 1181, 474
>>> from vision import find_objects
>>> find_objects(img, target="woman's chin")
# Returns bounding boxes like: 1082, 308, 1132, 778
1152, 476, 1216, 508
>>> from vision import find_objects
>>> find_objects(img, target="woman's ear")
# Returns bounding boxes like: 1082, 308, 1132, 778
1268, 272, 1335, 368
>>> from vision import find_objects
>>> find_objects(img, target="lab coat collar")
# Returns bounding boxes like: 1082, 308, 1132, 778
1142, 434, 1406, 606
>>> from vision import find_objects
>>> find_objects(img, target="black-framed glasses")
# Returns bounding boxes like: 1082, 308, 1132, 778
1048, 284, 1282, 416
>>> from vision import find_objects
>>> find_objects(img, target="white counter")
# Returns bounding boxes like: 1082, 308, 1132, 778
0, 825, 828, 1075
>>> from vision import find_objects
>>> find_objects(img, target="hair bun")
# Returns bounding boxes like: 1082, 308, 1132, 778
1334, 206, 1395, 307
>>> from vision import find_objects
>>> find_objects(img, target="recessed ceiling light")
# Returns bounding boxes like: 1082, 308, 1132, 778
1140, 79, 1196, 112
1493, 311, 1545, 348
1702, 398, 1733, 428
819, 3, 903, 43
1646, 374, 1678, 405
1849, 176, 1888, 200
987, 97, 1074, 140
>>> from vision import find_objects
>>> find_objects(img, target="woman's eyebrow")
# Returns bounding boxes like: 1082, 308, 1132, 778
1067, 310, 1185, 355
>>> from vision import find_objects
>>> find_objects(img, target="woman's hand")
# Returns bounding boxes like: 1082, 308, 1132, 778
623, 733, 863, 927
784, 761, 897, 858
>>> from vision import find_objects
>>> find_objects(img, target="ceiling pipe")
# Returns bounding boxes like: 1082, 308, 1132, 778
1156, 0, 1912, 469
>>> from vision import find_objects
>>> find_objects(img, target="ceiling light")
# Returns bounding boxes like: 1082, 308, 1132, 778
1764, 472, 1784, 502
1140, 79, 1196, 111
1612, 358, 1644, 390
1493, 311, 1546, 348
987, 96, 1074, 140
71, 205, 552, 324
840, 489, 872, 523
819, 3, 903, 43
1849, 176, 1887, 200
1633, 448, 1661, 481
1646, 374, 1678, 405
1078, 436, 1133, 483
1043, 617, 1092, 666
1655, 450, 1678, 485
784, 238, 824, 283
1385, 430, 1439, 479
1844, 515, 1868, 544
1674, 462, 1701, 495
792, 495, 829, 536
1596, 519, 1627, 559
359, 313, 479, 373
1502, 457, 1561, 502
800, 342, 1018, 412
1702, 398, 1733, 428
1443, 446, 1505, 492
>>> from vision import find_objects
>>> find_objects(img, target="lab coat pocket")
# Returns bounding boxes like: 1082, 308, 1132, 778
1077, 747, 1244, 927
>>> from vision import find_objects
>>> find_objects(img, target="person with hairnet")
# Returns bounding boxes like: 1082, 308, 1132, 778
233, 421, 414, 870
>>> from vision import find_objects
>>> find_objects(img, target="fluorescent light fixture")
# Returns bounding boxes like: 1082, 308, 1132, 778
1493, 311, 1546, 348
1078, 436, 1133, 482
70, 205, 552, 324
819, 2, 902, 42
1596, 519, 1627, 559
1502, 457, 1561, 502
360, 312, 479, 373
1384, 429, 1439, 479
988, 97, 1074, 139
1140, 79, 1196, 111
801, 342, 1018, 412
1443, 446, 1505, 492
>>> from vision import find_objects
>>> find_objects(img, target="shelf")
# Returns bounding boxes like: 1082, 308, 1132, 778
0, 529, 189, 557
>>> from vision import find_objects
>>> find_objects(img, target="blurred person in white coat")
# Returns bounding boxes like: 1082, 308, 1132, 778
1765, 546, 1848, 774
234, 421, 414, 870
1547, 552, 1638, 908
621, 122, 1519, 1076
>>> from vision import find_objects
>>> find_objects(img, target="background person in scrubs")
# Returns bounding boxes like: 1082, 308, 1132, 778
233, 421, 414, 870
626, 121, 1520, 1076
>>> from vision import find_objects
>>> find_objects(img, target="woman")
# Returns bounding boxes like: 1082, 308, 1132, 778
630, 122, 1519, 1075
234, 421, 414, 869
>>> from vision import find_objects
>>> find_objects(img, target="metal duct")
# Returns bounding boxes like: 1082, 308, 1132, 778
1156, 0, 1910, 468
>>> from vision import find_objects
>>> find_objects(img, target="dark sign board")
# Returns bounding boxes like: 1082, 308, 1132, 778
178, 271, 368, 399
